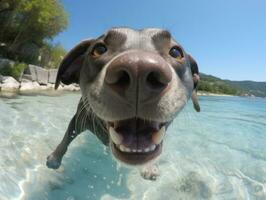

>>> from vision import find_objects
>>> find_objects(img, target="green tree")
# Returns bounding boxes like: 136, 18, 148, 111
39, 43, 67, 69
48, 44, 67, 68
0, 0, 68, 64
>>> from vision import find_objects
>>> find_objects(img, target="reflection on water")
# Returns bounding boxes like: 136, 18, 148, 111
0, 93, 266, 200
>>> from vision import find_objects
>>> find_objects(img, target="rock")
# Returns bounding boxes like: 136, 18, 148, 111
23, 65, 57, 85
47, 83, 55, 89
35, 66, 49, 85
20, 80, 40, 91
57, 84, 80, 91
48, 69, 58, 84
0, 76, 20, 92
0, 58, 15, 71
27, 65, 38, 81
20, 79, 57, 91
19, 64, 60, 85
20, 74, 33, 81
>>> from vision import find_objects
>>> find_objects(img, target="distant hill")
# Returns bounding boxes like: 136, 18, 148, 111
228, 80, 266, 97
199, 73, 266, 97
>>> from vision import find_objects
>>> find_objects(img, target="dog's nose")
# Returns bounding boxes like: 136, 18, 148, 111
105, 51, 172, 100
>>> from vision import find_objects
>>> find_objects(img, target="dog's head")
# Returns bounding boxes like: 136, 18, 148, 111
55, 28, 200, 165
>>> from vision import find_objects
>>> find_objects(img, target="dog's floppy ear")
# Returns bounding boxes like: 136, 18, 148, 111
188, 55, 201, 112
55, 39, 94, 89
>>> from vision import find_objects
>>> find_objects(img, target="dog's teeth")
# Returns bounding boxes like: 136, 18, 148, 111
119, 145, 126, 152
118, 145, 133, 153
150, 144, 156, 151
152, 126, 165, 145
109, 127, 123, 145
144, 147, 150, 152
125, 147, 131, 152
117, 145, 157, 153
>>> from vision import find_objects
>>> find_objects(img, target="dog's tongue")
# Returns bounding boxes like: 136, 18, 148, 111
113, 118, 160, 148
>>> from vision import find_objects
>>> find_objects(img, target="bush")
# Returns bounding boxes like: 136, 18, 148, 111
0, 61, 27, 80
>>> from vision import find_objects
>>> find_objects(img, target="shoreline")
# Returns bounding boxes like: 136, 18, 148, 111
0, 89, 81, 98
0, 84, 80, 98
1, 89, 258, 99
197, 91, 235, 97
0, 75, 80, 98
197, 91, 263, 98
0, 75, 260, 99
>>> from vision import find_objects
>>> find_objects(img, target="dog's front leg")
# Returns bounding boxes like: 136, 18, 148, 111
46, 115, 78, 169
140, 163, 160, 181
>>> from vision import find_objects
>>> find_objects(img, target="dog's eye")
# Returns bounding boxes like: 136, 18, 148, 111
91, 43, 107, 57
169, 46, 183, 59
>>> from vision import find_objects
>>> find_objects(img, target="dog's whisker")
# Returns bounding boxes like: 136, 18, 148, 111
82, 99, 93, 132
75, 107, 84, 133
75, 99, 91, 133
79, 109, 86, 132
81, 97, 106, 136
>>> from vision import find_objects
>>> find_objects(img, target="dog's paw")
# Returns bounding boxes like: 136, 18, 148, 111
46, 154, 61, 169
140, 164, 160, 181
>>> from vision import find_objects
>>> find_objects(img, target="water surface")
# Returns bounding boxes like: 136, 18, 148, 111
0, 93, 266, 200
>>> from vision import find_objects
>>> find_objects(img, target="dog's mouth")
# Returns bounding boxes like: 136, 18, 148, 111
107, 118, 166, 165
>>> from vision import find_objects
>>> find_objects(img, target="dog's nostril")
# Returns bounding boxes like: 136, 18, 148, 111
146, 72, 166, 90
115, 70, 130, 87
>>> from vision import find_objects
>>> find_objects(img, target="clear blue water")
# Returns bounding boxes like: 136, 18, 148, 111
0, 93, 266, 200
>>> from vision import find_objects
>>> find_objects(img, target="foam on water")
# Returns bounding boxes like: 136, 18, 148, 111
0, 93, 266, 200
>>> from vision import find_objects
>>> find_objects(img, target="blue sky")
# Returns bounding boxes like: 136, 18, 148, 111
55, 0, 266, 82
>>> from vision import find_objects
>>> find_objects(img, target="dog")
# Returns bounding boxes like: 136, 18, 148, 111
46, 27, 200, 180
